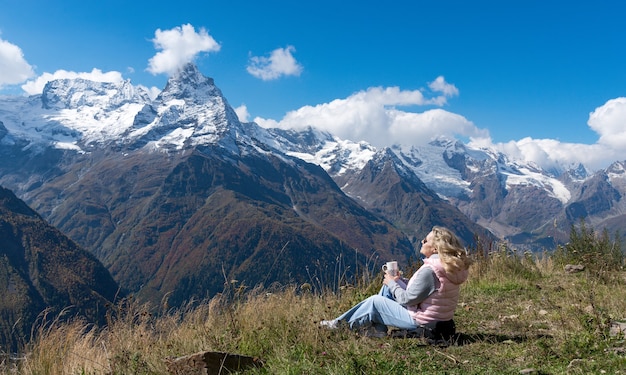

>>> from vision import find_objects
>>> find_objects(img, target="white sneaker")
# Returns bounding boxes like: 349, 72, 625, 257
319, 319, 339, 329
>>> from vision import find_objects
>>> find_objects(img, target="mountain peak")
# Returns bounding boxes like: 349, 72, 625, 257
179, 62, 212, 84
126, 63, 245, 151
157, 63, 217, 103
41, 78, 150, 110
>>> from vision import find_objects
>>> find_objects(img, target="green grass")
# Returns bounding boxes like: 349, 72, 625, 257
1, 251, 625, 374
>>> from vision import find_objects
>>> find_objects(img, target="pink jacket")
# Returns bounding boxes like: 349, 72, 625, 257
405, 257, 469, 324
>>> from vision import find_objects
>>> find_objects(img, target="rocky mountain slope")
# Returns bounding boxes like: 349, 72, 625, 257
0, 186, 119, 351
265, 126, 626, 250
266, 128, 493, 249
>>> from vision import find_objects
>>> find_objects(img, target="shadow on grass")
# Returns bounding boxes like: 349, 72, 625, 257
452, 332, 552, 346
391, 330, 552, 347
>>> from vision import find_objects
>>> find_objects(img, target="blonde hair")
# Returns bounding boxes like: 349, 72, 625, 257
431, 226, 473, 273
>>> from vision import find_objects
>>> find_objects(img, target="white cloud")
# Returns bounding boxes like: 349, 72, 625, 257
479, 136, 620, 173
428, 76, 459, 99
234, 104, 250, 122
388, 108, 482, 143
137, 84, 162, 101
0, 36, 35, 87
247, 46, 303, 80
588, 97, 626, 148
469, 98, 626, 172
21, 68, 124, 95
254, 84, 487, 147
147, 24, 221, 76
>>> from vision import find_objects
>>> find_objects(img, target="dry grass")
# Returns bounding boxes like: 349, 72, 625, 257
2, 252, 626, 374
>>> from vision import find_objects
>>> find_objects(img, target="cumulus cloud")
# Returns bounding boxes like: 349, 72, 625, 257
247, 46, 303, 80
475, 136, 619, 173
588, 97, 626, 148
254, 81, 487, 147
21, 68, 125, 95
0, 36, 35, 87
428, 76, 459, 103
234, 104, 250, 122
468, 97, 626, 173
147, 24, 221, 76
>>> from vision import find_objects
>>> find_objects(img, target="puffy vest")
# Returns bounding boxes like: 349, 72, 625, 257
405, 256, 468, 324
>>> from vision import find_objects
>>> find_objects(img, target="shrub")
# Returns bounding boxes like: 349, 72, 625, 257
554, 218, 624, 272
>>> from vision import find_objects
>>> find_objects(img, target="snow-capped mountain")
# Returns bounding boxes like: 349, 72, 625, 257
123, 63, 248, 151
0, 63, 251, 153
260, 125, 611, 246
0, 64, 626, 274
269, 128, 573, 206
0, 64, 435, 306
0, 78, 151, 151
0, 63, 587, 205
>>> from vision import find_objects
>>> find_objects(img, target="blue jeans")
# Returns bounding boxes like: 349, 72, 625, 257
335, 285, 418, 331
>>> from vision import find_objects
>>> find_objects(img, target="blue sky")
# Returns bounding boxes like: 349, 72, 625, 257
1, 0, 625, 171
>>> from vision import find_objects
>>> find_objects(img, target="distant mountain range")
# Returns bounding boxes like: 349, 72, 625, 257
1, 63, 624, 308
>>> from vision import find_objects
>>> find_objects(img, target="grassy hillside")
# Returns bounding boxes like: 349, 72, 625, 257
1, 241, 625, 374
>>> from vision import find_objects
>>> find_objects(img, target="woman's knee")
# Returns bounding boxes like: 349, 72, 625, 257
370, 295, 391, 306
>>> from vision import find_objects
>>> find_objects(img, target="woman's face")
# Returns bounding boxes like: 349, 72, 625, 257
420, 230, 438, 258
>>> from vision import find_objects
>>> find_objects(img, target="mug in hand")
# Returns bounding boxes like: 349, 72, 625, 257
382, 261, 398, 276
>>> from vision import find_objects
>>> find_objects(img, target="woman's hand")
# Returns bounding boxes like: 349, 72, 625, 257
383, 272, 400, 286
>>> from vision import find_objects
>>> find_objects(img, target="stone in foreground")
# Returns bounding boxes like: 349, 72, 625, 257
165, 351, 263, 374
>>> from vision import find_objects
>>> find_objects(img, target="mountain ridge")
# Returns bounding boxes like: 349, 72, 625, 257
1, 63, 624, 308
0, 64, 427, 307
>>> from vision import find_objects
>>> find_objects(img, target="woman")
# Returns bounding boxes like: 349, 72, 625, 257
320, 226, 472, 340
